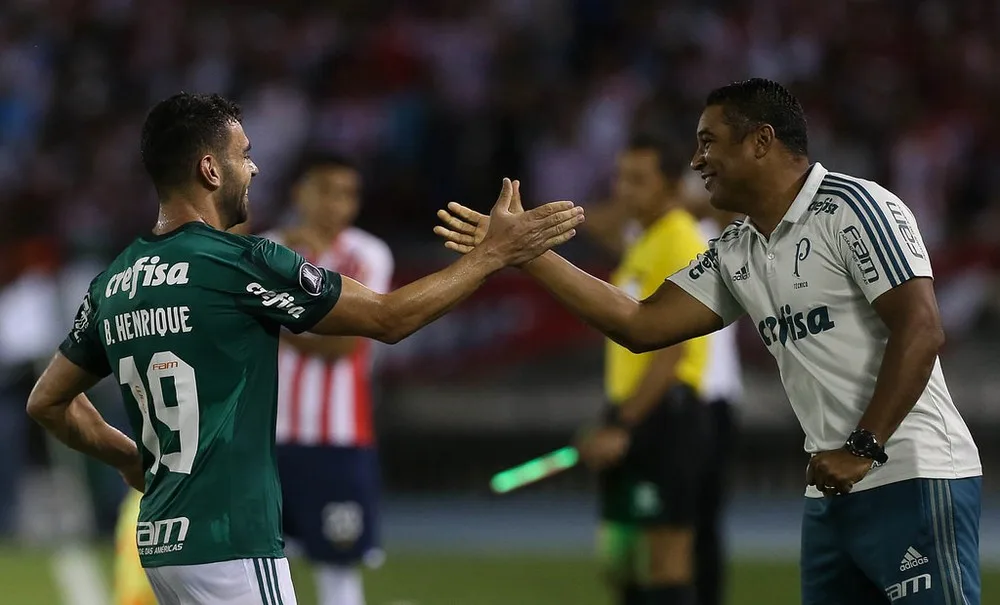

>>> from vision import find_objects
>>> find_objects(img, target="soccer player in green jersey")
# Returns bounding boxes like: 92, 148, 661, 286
26, 92, 584, 605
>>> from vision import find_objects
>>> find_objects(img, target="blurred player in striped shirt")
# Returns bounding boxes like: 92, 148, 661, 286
263, 152, 393, 605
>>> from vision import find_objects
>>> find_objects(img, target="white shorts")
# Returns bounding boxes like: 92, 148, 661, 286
145, 557, 297, 605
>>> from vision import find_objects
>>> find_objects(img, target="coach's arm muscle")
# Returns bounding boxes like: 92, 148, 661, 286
522, 251, 723, 352
858, 277, 945, 445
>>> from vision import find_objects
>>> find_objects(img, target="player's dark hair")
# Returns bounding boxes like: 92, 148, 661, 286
140, 93, 243, 194
627, 134, 688, 181
705, 78, 809, 156
292, 150, 358, 184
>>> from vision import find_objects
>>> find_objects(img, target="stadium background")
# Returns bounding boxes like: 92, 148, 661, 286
1, 0, 1000, 603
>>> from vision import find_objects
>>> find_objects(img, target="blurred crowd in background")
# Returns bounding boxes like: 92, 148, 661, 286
2, 0, 1000, 540
3, 0, 1000, 260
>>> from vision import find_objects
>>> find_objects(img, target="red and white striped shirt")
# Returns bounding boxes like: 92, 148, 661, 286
265, 227, 394, 447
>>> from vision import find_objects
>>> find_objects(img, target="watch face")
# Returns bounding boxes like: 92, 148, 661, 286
850, 430, 875, 449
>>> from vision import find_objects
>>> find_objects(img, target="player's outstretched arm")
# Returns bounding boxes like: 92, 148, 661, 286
27, 353, 144, 491
434, 195, 724, 352
310, 178, 585, 343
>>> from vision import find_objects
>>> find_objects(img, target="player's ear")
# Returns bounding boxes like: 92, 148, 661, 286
199, 154, 223, 190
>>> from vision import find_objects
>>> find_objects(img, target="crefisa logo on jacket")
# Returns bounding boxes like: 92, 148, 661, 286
757, 305, 835, 347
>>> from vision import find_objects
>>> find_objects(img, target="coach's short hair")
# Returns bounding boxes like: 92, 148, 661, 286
140, 93, 243, 193
705, 78, 808, 156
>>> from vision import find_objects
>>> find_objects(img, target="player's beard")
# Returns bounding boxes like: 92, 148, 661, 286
220, 172, 250, 229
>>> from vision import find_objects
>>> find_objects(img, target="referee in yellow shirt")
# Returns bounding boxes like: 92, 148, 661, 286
577, 136, 710, 605
113, 489, 157, 605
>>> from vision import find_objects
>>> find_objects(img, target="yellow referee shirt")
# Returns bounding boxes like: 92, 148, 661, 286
114, 489, 157, 605
605, 208, 709, 403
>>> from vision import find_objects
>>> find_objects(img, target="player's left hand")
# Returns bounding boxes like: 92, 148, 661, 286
576, 426, 630, 471
434, 179, 531, 254
434, 197, 494, 254
807, 449, 875, 496
117, 452, 146, 494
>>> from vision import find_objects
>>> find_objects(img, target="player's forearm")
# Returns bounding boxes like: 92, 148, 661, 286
857, 323, 944, 445
282, 333, 358, 359
522, 252, 641, 349
28, 393, 139, 470
617, 346, 683, 426
379, 249, 503, 343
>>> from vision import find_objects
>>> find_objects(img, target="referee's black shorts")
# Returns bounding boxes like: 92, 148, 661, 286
598, 383, 710, 527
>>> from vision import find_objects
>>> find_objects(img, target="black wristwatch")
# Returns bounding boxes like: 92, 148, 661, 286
844, 428, 888, 466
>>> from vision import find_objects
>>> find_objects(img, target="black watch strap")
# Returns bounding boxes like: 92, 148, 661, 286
844, 428, 889, 465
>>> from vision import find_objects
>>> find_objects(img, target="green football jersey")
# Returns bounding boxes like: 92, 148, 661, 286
59, 222, 342, 568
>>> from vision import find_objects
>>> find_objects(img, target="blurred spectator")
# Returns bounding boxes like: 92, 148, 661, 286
0, 0, 995, 259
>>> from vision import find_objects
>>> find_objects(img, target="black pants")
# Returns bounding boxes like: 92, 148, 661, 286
599, 384, 707, 526
694, 399, 736, 605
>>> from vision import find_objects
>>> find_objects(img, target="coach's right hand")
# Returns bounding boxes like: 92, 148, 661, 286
436, 180, 582, 264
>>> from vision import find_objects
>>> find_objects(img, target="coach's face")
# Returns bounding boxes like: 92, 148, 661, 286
691, 104, 758, 213
296, 165, 361, 234
219, 121, 257, 229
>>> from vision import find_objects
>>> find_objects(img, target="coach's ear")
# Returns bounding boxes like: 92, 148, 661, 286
754, 124, 775, 159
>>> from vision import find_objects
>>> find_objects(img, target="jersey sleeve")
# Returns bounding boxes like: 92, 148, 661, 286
235, 237, 343, 333
58, 273, 112, 377
833, 190, 934, 303
666, 239, 745, 326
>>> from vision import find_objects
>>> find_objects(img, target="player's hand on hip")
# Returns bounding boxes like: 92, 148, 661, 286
806, 449, 874, 496
576, 426, 629, 471
118, 452, 146, 494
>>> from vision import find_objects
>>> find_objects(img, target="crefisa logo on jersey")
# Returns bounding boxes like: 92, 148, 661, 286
106, 256, 190, 300
758, 305, 835, 347
688, 248, 720, 280
246, 283, 307, 318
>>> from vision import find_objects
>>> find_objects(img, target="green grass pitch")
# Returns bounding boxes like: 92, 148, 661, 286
0, 545, 995, 604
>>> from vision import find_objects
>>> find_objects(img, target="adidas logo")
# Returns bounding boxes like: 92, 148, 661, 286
732, 266, 749, 281
899, 547, 929, 571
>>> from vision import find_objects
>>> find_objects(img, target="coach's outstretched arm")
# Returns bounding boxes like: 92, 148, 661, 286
518, 251, 722, 351
434, 183, 734, 351
310, 178, 584, 343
